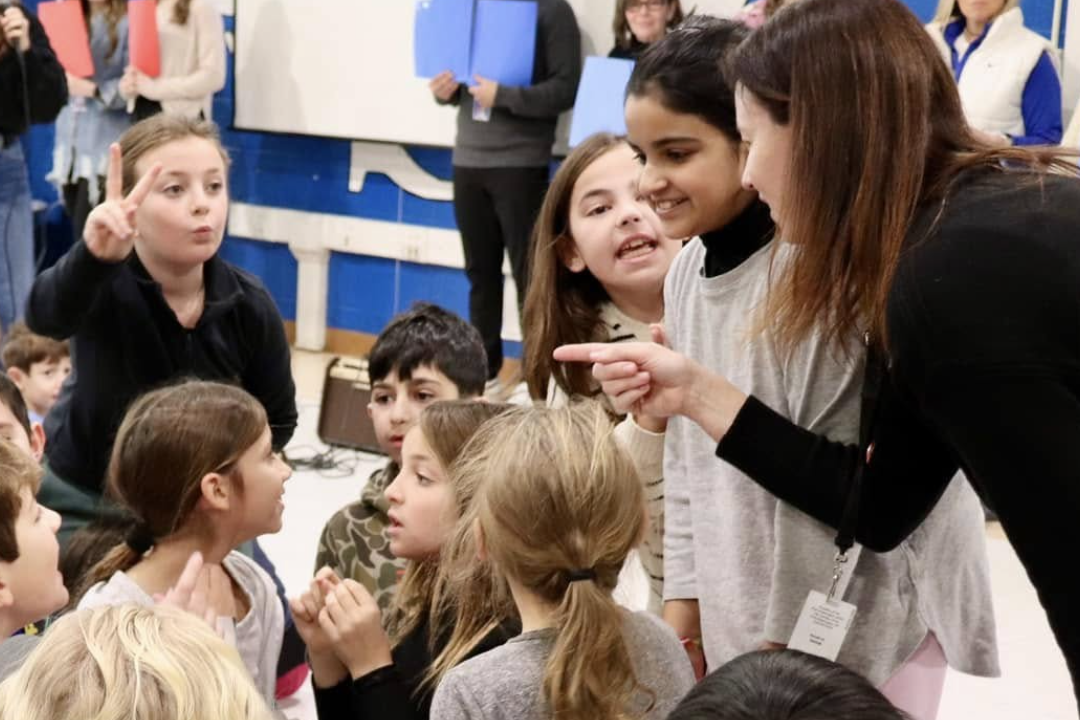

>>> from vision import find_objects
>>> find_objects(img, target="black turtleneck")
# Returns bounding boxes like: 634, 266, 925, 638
698, 200, 775, 278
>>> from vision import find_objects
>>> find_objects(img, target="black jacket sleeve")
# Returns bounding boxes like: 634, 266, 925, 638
25, 241, 124, 340
0, 8, 67, 135
715, 375, 958, 553
240, 285, 298, 450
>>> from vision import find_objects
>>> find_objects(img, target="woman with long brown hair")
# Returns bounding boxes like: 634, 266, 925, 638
555, 0, 1080, 706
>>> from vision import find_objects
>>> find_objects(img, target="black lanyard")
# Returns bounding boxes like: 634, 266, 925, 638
834, 332, 886, 557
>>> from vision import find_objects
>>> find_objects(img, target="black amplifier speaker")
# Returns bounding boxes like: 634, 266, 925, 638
317, 356, 385, 455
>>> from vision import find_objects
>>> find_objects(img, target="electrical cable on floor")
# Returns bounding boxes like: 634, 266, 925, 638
282, 444, 366, 479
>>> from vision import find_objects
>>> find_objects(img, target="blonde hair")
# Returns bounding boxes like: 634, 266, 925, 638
436, 403, 652, 720
119, 114, 231, 195
933, 0, 1018, 24
383, 402, 514, 653
0, 604, 273, 720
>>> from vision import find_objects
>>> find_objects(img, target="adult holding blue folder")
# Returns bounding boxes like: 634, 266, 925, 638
426, 0, 581, 390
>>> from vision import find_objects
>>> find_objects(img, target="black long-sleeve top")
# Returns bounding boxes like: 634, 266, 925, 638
715, 170, 1080, 706
313, 612, 515, 720
0, 7, 67, 144
26, 242, 298, 492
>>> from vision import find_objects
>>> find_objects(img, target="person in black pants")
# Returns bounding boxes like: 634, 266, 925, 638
428, 0, 581, 383
0, 4, 66, 333
556, 0, 1080, 709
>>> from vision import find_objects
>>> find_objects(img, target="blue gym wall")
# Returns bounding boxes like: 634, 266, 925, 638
18, 0, 1066, 358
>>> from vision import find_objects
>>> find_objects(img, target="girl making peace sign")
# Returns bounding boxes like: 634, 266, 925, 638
25, 114, 297, 550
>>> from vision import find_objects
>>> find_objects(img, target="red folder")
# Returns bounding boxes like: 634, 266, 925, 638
127, 0, 160, 77
37, 0, 93, 78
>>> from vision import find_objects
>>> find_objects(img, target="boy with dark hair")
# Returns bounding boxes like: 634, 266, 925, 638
2, 323, 71, 425
314, 303, 487, 610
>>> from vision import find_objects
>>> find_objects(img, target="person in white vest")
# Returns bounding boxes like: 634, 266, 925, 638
926, 0, 1062, 146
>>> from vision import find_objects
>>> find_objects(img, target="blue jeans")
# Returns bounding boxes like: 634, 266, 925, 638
0, 140, 35, 332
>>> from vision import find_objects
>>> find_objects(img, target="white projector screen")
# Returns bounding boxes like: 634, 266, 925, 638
233, 0, 744, 147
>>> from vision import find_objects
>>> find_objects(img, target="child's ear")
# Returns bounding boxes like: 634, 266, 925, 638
198, 472, 232, 513
28, 423, 45, 463
6, 367, 25, 390
556, 235, 587, 274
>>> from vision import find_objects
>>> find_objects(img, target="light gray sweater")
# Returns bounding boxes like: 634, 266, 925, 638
430, 610, 694, 720
663, 238, 999, 686
77, 550, 284, 704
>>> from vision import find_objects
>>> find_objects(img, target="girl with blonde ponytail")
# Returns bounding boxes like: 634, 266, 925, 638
430, 403, 694, 720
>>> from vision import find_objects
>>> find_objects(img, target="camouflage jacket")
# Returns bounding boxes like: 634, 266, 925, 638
315, 463, 408, 611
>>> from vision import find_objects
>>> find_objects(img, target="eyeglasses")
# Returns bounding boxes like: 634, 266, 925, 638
626, 0, 668, 13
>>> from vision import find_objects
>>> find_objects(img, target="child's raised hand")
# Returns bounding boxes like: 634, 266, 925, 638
319, 579, 393, 680
156, 551, 216, 628
83, 143, 161, 263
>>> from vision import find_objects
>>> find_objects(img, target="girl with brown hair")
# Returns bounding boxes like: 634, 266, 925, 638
73, 380, 292, 705
430, 403, 694, 720
28, 113, 297, 548
291, 400, 515, 720
557, 0, 1080, 708
610, 0, 685, 60
119, 0, 226, 121
522, 132, 679, 614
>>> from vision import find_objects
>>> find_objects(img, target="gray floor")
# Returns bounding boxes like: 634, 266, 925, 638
261, 351, 1076, 720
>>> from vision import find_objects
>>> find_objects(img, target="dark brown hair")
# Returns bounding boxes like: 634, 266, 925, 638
668, 649, 911, 720
73, 381, 266, 603
2, 323, 69, 372
613, 0, 685, 50
729, 0, 1077, 354
522, 133, 625, 401
0, 439, 42, 562
119, 114, 231, 195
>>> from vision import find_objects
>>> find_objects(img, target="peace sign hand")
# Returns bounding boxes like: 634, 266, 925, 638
83, 143, 161, 262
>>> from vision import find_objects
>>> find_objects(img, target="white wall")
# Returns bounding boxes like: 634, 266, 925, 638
233, 0, 745, 146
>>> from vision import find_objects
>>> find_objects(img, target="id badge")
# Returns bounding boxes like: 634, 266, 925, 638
472, 99, 492, 123
787, 591, 857, 661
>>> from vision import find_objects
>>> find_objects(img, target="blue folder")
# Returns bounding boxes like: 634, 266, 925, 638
470, 0, 537, 86
414, 0, 537, 87
568, 56, 636, 147
414, 0, 474, 81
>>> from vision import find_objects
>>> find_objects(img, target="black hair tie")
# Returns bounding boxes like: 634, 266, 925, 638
567, 568, 597, 583
125, 523, 155, 555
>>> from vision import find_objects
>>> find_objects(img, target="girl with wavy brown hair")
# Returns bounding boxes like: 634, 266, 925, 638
556, 0, 1080, 708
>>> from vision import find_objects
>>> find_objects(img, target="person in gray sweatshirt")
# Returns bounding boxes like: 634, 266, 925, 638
427, 0, 581, 384
430, 404, 694, 720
